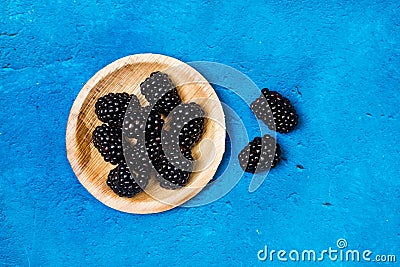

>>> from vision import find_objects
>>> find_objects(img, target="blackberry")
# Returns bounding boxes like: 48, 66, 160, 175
160, 130, 195, 171
145, 136, 164, 164
152, 144, 194, 190
176, 146, 194, 170
238, 134, 281, 174
250, 88, 298, 133
106, 161, 149, 197
124, 143, 152, 173
166, 143, 194, 171
147, 130, 194, 189
140, 71, 181, 115
123, 106, 164, 141
154, 157, 192, 190
122, 108, 145, 139
168, 102, 205, 148
144, 107, 164, 140
141, 107, 165, 164
92, 124, 124, 165
95, 92, 139, 128
154, 89, 181, 115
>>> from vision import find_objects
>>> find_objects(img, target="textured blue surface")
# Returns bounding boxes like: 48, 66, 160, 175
1, 0, 399, 266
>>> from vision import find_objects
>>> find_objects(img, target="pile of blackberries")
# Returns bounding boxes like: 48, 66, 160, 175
92, 72, 205, 197
238, 88, 299, 173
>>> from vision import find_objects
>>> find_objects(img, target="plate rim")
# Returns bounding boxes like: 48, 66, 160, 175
66, 53, 226, 214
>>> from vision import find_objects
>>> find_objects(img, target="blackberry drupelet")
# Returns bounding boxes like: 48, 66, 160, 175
238, 134, 281, 173
250, 88, 298, 133
140, 71, 181, 115
168, 102, 205, 148
106, 161, 149, 197
95, 92, 138, 128
92, 124, 124, 165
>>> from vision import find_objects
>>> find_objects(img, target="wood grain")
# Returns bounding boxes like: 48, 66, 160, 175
66, 54, 226, 214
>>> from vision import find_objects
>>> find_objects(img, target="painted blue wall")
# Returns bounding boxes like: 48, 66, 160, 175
1, 0, 399, 266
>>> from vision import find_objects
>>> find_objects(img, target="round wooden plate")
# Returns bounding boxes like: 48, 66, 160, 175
66, 54, 226, 214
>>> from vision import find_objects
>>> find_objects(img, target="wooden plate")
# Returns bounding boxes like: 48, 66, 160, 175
66, 54, 226, 214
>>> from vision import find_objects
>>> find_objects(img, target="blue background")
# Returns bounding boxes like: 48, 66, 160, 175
1, 0, 399, 266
